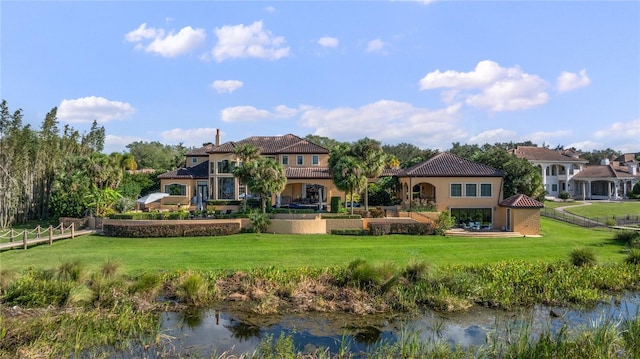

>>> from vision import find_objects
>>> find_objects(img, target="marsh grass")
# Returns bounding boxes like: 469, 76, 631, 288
1, 259, 639, 357
570, 247, 597, 267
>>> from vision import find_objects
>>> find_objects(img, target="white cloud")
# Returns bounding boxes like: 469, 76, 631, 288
419, 60, 550, 112
160, 128, 219, 147
366, 38, 386, 53
556, 69, 591, 93
211, 80, 244, 94
318, 36, 339, 48
211, 21, 290, 62
298, 100, 464, 149
104, 134, 146, 154
125, 23, 206, 57
220, 105, 298, 122
525, 130, 573, 146
264, 6, 276, 13
468, 129, 518, 145
592, 119, 640, 152
566, 140, 604, 153
58, 96, 135, 123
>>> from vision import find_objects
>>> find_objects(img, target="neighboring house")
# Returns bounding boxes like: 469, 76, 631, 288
158, 131, 344, 210
571, 157, 640, 200
509, 146, 588, 198
391, 152, 543, 234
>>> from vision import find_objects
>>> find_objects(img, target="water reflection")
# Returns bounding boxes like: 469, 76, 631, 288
149, 293, 639, 357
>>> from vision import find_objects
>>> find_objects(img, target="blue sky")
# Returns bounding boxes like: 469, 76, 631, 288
2, 1, 639, 154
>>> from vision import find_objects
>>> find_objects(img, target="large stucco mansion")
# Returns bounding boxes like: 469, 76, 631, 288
153, 132, 637, 235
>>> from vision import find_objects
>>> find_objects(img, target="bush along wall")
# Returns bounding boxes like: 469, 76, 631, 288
369, 222, 435, 236
102, 222, 241, 238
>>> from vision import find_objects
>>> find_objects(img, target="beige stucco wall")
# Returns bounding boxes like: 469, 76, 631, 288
267, 218, 327, 234
326, 219, 365, 233
398, 176, 504, 212
159, 178, 196, 206
512, 208, 541, 236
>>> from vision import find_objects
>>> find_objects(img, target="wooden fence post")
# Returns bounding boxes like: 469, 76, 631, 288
49, 226, 53, 245
23, 230, 28, 250
71, 223, 75, 239
60, 222, 64, 235
36, 225, 41, 238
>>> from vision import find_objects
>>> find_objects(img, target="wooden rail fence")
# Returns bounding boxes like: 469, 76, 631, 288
0, 223, 94, 251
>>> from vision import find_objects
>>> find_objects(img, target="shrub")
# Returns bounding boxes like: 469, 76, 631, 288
369, 222, 434, 236
614, 230, 640, 245
249, 210, 271, 233
102, 222, 240, 237
434, 211, 454, 235
175, 272, 209, 306
558, 191, 571, 200
331, 229, 368, 236
570, 247, 597, 267
625, 249, 640, 265
402, 260, 429, 283
605, 218, 617, 226
330, 197, 341, 213
368, 207, 385, 218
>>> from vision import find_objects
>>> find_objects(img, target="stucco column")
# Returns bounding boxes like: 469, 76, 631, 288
276, 194, 281, 208
582, 182, 586, 200
588, 181, 592, 200
541, 165, 548, 192
301, 184, 306, 200
318, 187, 323, 210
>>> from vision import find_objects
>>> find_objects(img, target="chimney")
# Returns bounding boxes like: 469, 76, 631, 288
629, 164, 638, 176
600, 158, 610, 166
216, 129, 220, 146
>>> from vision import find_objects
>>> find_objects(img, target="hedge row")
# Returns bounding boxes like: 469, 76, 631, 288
102, 222, 241, 238
369, 222, 434, 236
320, 214, 361, 219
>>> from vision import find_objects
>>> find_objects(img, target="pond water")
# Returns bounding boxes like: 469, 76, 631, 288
132, 293, 639, 357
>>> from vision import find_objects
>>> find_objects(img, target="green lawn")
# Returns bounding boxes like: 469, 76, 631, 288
562, 201, 640, 219
0, 218, 626, 274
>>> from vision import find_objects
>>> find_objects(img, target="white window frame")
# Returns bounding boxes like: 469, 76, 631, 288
450, 183, 462, 197
312, 155, 319, 166
465, 183, 477, 197
480, 183, 492, 197
296, 155, 304, 166
282, 155, 289, 166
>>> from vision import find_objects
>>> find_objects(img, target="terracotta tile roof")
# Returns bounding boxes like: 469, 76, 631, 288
381, 168, 403, 177
614, 153, 639, 164
572, 164, 640, 180
187, 144, 215, 156
510, 146, 587, 163
398, 152, 505, 177
499, 194, 544, 208
285, 167, 331, 179
209, 134, 329, 155
157, 161, 209, 179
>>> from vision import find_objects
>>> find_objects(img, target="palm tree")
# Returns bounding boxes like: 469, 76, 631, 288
352, 138, 385, 211
233, 144, 262, 211
330, 153, 367, 215
246, 157, 287, 213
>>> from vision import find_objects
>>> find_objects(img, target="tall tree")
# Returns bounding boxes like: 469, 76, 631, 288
233, 144, 262, 211
245, 157, 287, 213
382, 142, 439, 168
126, 141, 186, 171
329, 143, 367, 214
352, 138, 385, 211
304, 134, 344, 151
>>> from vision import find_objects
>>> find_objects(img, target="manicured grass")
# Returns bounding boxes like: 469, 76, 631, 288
0, 218, 625, 274
563, 201, 640, 219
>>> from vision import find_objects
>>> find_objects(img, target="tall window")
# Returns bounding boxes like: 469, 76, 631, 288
450, 183, 462, 197
297, 155, 304, 166
282, 155, 289, 166
465, 183, 477, 197
218, 177, 235, 199
210, 162, 215, 174
217, 160, 235, 174
480, 183, 492, 197
312, 155, 319, 166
